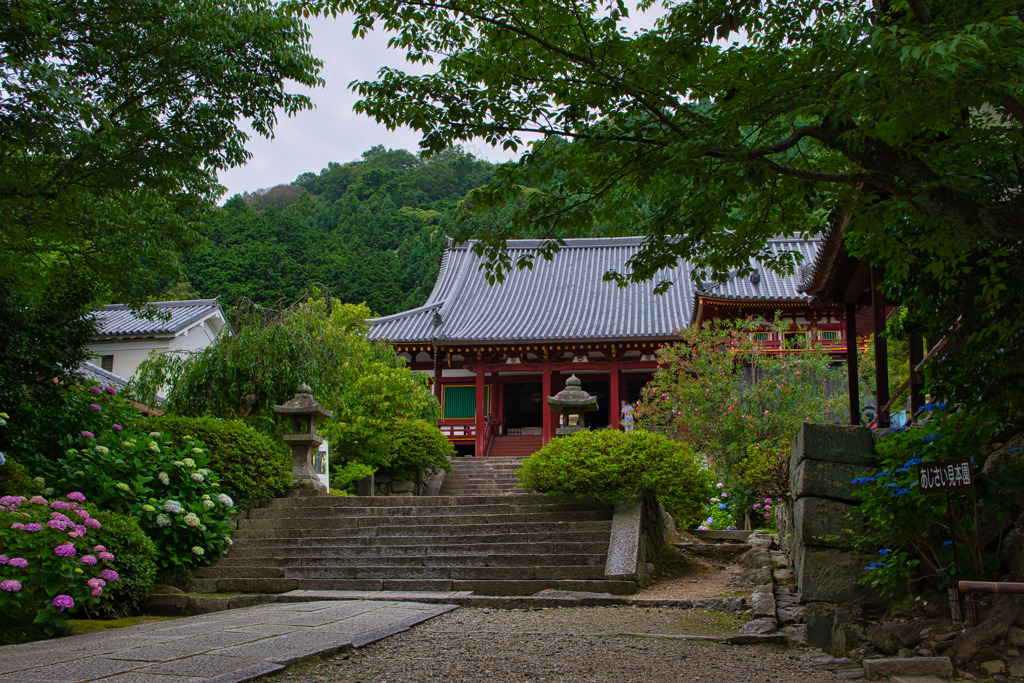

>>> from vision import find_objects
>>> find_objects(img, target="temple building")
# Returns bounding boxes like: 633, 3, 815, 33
367, 236, 835, 456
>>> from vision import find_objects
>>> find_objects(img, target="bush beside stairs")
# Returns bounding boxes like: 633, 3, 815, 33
193, 457, 639, 596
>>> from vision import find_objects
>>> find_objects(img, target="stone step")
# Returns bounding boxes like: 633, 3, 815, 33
197, 565, 606, 581
203, 552, 606, 570
238, 510, 612, 532
233, 520, 612, 540
205, 577, 635, 596
232, 536, 610, 552
245, 501, 600, 519
256, 493, 558, 508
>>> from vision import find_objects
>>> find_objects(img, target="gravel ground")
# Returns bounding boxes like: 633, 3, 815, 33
262, 606, 843, 683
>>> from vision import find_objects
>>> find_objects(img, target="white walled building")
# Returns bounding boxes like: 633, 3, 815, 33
86, 299, 226, 383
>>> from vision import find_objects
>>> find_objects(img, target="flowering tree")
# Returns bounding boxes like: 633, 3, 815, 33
634, 316, 843, 513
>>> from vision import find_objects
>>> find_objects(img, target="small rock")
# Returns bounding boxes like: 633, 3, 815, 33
1008, 626, 1024, 647
811, 657, 852, 669
740, 617, 778, 635
980, 659, 1007, 674
862, 657, 953, 679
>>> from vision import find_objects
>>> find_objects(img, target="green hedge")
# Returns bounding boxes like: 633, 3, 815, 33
87, 508, 158, 618
517, 429, 712, 526
132, 416, 289, 508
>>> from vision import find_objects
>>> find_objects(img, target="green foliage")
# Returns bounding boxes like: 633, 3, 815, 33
0, 493, 116, 641
1, 0, 322, 306
852, 408, 1024, 598
84, 508, 158, 618
12, 384, 239, 571
131, 416, 290, 509
0, 452, 33, 498
633, 317, 842, 501
132, 294, 439, 475
517, 429, 712, 525
184, 146, 496, 315
376, 419, 455, 481
330, 461, 376, 492
296, 0, 1024, 417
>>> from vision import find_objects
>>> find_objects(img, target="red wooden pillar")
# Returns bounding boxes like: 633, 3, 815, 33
609, 353, 621, 430
845, 302, 860, 425
432, 347, 443, 413
909, 334, 925, 419
542, 356, 552, 445
871, 267, 890, 429
474, 358, 485, 457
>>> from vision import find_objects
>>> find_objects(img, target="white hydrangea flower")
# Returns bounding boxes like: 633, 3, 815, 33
163, 500, 183, 514
158, 472, 170, 485
115, 482, 129, 492
224, 536, 233, 546
142, 504, 156, 513
147, 441, 160, 453
203, 500, 215, 509
149, 432, 161, 438
156, 514, 171, 527
183, 512, 201, 527
216, 493, 234, 507
192, 448, 204, 455
198, 468, 209, 476
191, 546, 204, 556
182, 457, 196, 468
190, 472, 204, 482
94, 446, 109, 455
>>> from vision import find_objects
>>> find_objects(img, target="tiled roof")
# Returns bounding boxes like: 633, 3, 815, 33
368, 237, 695, 344
91, 299, 223, 339
77, 362, 165, 405
693, 236, 823, 305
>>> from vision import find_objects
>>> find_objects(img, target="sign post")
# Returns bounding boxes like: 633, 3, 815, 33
916, 457, 975, 623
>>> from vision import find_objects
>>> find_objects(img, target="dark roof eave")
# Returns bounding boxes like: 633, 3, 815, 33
388, 335, 681, 347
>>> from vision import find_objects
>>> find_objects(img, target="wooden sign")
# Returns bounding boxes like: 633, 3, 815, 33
917, 457, 974, 494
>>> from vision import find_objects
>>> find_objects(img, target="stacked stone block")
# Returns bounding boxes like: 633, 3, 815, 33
784, 422, 877, 649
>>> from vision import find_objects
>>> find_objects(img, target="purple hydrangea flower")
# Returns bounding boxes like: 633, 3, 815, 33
87, 577, 105, 589
105, 386, 117, 395
52, 595, 74, 611
81, 431, 94, 438
9, 523, 25, 530
47, 519, 69, 531
93, 545, 106, 553
88, 386, 103, 394
8, 557, 28, 568
91, 588, 103, 597
68, 525, 87, 538
0, 554, 7, 564
0, 580, 21, 592
73, 508, 90, 519
84, 518, 101, 529
97, 551, 115, 561
50, 500, 73, 510
112, 423, 123, 431
89, 403, 102, 411
66, 492, 86, 503
23, 523, 43, 532
27, 496, 47, 505
54, 543, 76, 558
99, 569, 119, 582
80, 555, 97, 565
0, 495, 24, 508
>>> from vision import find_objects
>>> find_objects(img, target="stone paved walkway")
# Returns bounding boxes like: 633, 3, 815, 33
0, 600, 456, 683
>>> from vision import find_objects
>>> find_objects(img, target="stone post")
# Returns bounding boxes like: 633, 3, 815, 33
272, 384, 333, 495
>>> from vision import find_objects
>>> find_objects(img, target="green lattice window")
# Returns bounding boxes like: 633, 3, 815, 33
443, 385, 490, 419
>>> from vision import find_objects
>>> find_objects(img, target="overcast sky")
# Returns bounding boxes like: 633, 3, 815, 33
215, 16, 524, 200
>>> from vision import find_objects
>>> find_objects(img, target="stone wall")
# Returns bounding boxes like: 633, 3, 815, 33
370, 469, 444, 496
782, 422, 878, 650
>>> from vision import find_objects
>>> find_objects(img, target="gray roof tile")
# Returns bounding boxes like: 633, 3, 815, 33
91, 299, 223, 339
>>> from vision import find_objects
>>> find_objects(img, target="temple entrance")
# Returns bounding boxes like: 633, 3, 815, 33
502, 382, 544, 434
579, 380, 610, 429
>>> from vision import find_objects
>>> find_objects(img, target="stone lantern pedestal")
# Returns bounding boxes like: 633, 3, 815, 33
547, 375, 599, 436
273, 384, 333, 495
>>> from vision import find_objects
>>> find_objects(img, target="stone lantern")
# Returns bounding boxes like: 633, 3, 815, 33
273, 383, 333, 493
547, 375, 599, 436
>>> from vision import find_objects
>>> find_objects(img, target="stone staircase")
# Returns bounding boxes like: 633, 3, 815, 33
487, 434, 543, 458
194, 490, 636, 596
438, 456, 526, 495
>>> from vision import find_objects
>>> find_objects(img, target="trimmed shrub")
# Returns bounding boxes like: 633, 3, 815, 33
86, 508, 157, 618
132, 416, 289, 508
382, 419, 455, 480
517, 428, 712, 525
0, 454, 33, 497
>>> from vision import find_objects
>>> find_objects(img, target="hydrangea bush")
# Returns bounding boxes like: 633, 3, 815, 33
15, 384, 238, 570
0, 492, 120, 638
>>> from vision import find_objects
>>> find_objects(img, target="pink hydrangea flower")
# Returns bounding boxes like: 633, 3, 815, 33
764, 512, 771, 518
112, 424, 123, 431
91, 588, 103, 597
66, 492, 86, 503
81, 431, 94, 438
47, 519, 69, 531
764, 498, 773, 504
99, 569, 119, 582
88, 386, 103, 394
8, 557, 27, 568
84, 518, 101, 529
50, 501, 73, 510
27, 496, 47, 505
74, 508, 90, 519
68, 525, 87, 538
0, 579, 22, 592
93, 545, 107, 553
54, 543, 76, 558
0, 554, 8, 564
753, 503, 761, 509
87, 577, 105, 589
23, 522, 43, 532
97, 551, 115, 561
52, 595, 74, 611
9, 523, 25, 530
716, 482, 724, 489
80, 555, 97, 565
89, 403, 102, 411
105, 386, 117, 395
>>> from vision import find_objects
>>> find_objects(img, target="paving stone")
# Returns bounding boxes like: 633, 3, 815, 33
137, 653, 265, 677
980, 659, 1006, 674
212, 630, 355, 664
13, 656, 152, 682
91, 673, 207, 683
104, 631, 259, 662
739, 617, 778, 635
888, 677, 954, 683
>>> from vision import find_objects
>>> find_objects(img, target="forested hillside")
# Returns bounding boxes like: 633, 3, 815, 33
181, 146, 497, 316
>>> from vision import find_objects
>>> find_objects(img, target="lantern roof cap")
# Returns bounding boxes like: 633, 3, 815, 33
547, 375, 599, 412
273, 384, 333, 419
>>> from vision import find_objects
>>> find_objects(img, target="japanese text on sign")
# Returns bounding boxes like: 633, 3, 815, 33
917, 457, 974, 494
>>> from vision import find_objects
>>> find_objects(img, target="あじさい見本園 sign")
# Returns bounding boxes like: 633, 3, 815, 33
917, 457, 974, 494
